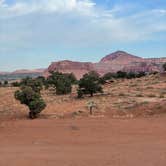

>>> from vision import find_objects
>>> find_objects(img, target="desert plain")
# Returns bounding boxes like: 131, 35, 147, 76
0, 73, 166, 166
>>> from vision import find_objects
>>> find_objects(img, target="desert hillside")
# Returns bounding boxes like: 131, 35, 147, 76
0, 73, 166, 121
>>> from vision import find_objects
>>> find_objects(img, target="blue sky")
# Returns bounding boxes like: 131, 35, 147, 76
0, 0, 166, 71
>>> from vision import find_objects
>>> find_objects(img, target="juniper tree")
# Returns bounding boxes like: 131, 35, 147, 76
77, 71, 103, 97
163, 63, 166, 71
46, 72, 76, 95
15, 86, 46, 119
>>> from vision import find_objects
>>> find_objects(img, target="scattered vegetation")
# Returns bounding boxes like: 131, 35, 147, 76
11, 81, 20, 87
163, 63, 166, 71
77, 71, 103, 98
13, 76, 47, 119
1, 69, 165, 120
19, 77, 43, 93
4, 80, 8, 85
101, 71, 146, 82
0, 80, 9, 87
46, 72, 77, 95
15, 86, 46, 119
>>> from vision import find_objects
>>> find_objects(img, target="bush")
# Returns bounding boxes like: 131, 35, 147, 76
4, 80, 8, 86
137, 72, 146, 78
20, 77, 43, 93
56, 77, 72, 95
163, 63, 166, 71
77, 89, 84, 98
47, 72, 76, 95
116, 71, 127, 78
15, 86, 46, 119
102, 72, 115, 81
102, 71, 147, 82
29, 98, 46, 114
77, 71, 103, 97
126, 72, 136, 79
64, 73, 77, 84
36, 76, 46, 85
11, 81, 20, 87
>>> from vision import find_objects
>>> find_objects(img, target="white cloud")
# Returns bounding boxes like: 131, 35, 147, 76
0, 0, 96, 18
0, 0, 166, 54
0, 0, 7, 7
0, 0, 5, 5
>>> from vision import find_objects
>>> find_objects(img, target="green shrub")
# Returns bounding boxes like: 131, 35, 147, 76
116, 71, 127, 78
102, 71, 146, 82
126, 72, 136, 79
15, 86, 46, 119
163, 63, 166, 71
4, 80, 8, 86
64, 73, 77, 84
56, 77, 72, 95
47, 72, 76, 95
20, 77, 43, 93
11, 81, 20, 87
77, 71, 103, 97
77, 89, 84, 98
102, 72, 116, 81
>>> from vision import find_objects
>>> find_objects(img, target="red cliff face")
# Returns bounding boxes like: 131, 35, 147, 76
44, 51, 166, 79
98, 51, 166, 73
100, 51, 143, 63
2, 51, 164, 78
44, 60, 94, 79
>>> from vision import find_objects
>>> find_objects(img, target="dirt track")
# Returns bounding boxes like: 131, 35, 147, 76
1, 117, 166, 166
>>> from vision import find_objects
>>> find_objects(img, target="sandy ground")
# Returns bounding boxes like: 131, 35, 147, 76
1, 116, 166, 166
0, 74, 166, 166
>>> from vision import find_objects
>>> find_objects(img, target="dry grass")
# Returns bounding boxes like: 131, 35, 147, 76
0, 73, 166, 120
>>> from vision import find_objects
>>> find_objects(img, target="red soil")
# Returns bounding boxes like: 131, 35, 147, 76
1, 116, 166, 166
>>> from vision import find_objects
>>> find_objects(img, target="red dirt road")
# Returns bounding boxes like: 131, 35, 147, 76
1, 117, 166, 166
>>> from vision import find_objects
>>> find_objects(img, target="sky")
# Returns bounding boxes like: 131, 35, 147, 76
0, 0, 166, 71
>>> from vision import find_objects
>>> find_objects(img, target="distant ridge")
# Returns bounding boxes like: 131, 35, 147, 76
45, 51, 166, 78
12, 68, 45, 74
1, 51, 166, 79
0, 69, 45, 81
100, 51, 142, 62
0, 69, 45, 75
